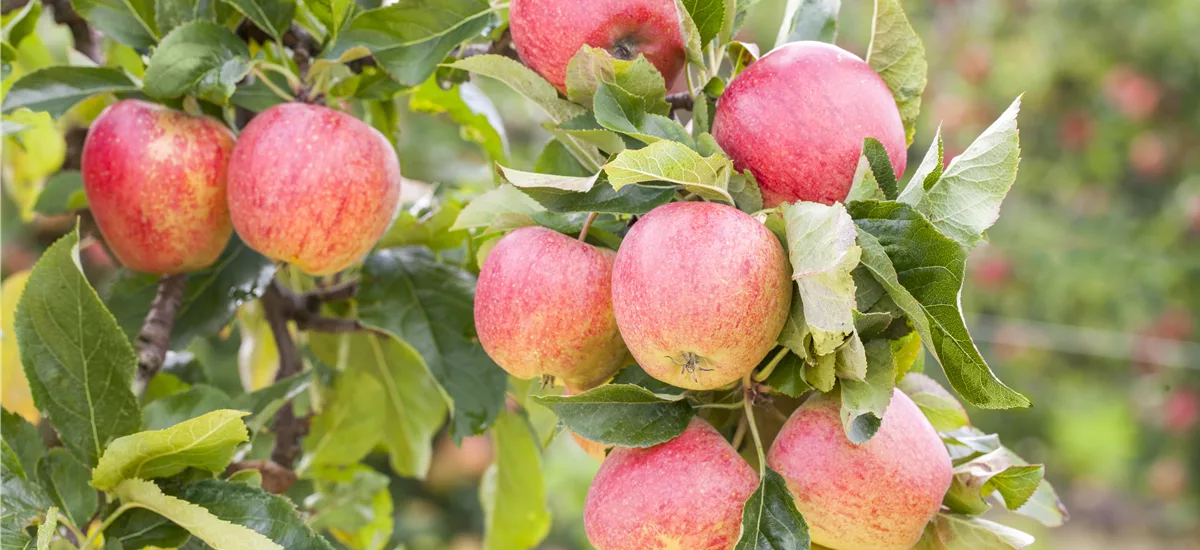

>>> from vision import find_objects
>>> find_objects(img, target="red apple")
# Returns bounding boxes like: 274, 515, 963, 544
475, 226, 628, 389
713, 42, 907, 207
227, 103, 401, 276
584, 417, 757, 549
611, 202, 791, 390
81, 99, 235, 274
767, 390, 952, 550
509, 0, 686, 92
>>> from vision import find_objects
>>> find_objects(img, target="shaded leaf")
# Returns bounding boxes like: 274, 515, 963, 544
1, 67, 138, 118
681, 0, 725, 47
839, 339, 894, 443
734, 468, 810, 550
532, 384, 694, 447
34, 449, 96, 529
73, 0, 159, 48
142, 385, 234, 431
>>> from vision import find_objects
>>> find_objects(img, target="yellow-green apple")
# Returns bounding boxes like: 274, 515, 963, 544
585, 417, 757, 549
81, 99, 235, 274
767, 390, 952, 550
475, 226, 627, 389
611, 202, 791, 390
227, 103, 401, 275
509, 0, 686, 91
713, 41, 908, 207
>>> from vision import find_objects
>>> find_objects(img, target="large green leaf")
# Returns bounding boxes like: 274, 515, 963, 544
113, 478, 285, 550
106, 237, 275, 352
520, 179, 675, 215
776, 0, 839, 45
481, 412, 551, 550
865, 0, 926, 144
34, 449, 96, 529
532, 384, 695, 447
780, 201, 860, 355
849, 201, 1030, 409
221, 0, 295, 41
1, 67, 138, 118
0, 410, 44, 478
734, 468, 810, 550
73, 0, 160, 48
357, 248, 505, 440
604, 139, 734, 203
174, 478, 334, 548
91, 410, 249, 491
681, 0, 725, 47
943, 448, 1043, 515
15, 229, 141, 467
301, 365, 384, 470
593, 82, 692, 147
143, 20, 252, 104
154, 0, 217, 36
0, 468, 53, 533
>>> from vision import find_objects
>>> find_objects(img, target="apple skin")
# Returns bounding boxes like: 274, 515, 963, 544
81, 99, 235, 274
585, 417, 758, 549
611, 202, 791, 390
713, 41, 908, 207
767, 389, 952, 550
475, 226, 628, 389
227, 103, 401, 276
509, 0, 686, 91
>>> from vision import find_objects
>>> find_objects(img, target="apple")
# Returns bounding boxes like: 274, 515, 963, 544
713, 41, 908, 207
81, 99, 235, 274
767, 390, 952, 550
584, 417, 757, 549
475, 226, 628, 389
227, 103, 401, 276
509, 0, 686, 91
611, 201, 791, 390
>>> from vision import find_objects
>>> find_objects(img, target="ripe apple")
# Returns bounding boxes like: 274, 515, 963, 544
475, 226, 628, 389
713, 41, 908, 207
81, 99, 235, 274
767, 390, 952, 550
611, 201, 791, 390
227, 103, 401, 276
509, 0, 686, 91
585, 418, 757, 549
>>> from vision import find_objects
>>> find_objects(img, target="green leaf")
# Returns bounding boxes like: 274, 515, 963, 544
839, 339, 894, 444
554, 113, 627, 155
846, 155, 884, 202
673, 0, 705, 67
301, 365, 383, 470
305, 465, 392, 543
357, 248, 505, 440
897, 125, 943, 205
174, 478, 334, 548
450, 184, 545, 231
763, 352, 811, 398
1013, 479, 1068, 527
106, 236, 275, 352
862, 137, 898, 200
522, 180, 675, 216
34, 449, 96, 529
221, 0, 295, 41
780, 201, 860, 355
897, 372, 969, 431
776, 0, 839, 45
915, 513, 1034, 550
34, 507, 55, 550
943, 447, 1043, 515
481, 412, 551, 550
497, 163, 599, 193
32, 171, 85, 216
593, 82, 692, 147
104, 507, 190, 548
604, 139, 734, 203
911, 97, 1022, 249
2, 0, 42, 47
565, 46, 669, 114
143, 21, 251, 104
865, 0, 926, 145
850, 202, 1030, 409
1, 466, 53, 531
113, 478, 284, 550
734, 468, 809, 550
447, 54, 584, 124
91, 410, 248, 491
154, 0, 215, 36
728, 169, 763, 213
73, 0, 160, 48
681, 0, 725, 47
0, 441, 23, 479
1, 410, 44, 478
142, 385, 235, 431
1, 67, 138, 118
532, 384, 695, 447
805, 351, 836, 392
609, 364, 687, 396
15, 229, 141, 467
410, 79, 507, 162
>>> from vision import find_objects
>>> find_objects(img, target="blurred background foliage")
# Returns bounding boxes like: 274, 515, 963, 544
2, 0, 1198, 548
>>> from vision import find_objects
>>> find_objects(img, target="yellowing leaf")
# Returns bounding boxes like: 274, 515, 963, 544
237, 302, 279, 392
113, 478, 283, 550
2, 110, 65, 220
604, 140, 734, 204
1, 271, 37, 422
92, 410, 250, 491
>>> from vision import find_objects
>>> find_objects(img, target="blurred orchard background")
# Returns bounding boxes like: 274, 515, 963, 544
3, 0, 1198, 548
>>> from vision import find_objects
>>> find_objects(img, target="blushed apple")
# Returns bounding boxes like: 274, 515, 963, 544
475, 226, 627, 389
81, 99, 235, 274
585, 417, 757, 549
509, 0, 686, 91
713, 41, 907, 207
767, 390, 952, 550
611, 201, 791, 390
227, 103, 401, 276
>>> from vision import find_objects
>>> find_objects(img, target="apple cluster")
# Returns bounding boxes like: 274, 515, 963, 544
81, 100, 401, 277
475, 0, 949, 549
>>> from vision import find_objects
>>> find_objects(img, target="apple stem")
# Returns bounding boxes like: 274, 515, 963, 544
578, 212, 600, 241
752, 347, 790, 383
742, 372, 767, 475
694, 400, 745, 410
731, 415, 748, 451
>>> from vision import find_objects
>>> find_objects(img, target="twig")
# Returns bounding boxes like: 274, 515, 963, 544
456, 28, 519, 60
260, 281, 305, 468
134, 273, 188, 394
667, 92, 694, 115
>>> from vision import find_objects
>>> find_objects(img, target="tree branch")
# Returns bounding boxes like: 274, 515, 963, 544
134, 273, 188, 394
44, 0, 102, 63
667, 92, 694, 115
225, 459, 297, 494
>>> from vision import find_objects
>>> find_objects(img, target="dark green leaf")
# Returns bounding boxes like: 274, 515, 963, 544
777, 0, 839, 44
1, 468, 52, 530
142, 385, 234, 430
34, 449, 96, 529
15, 229, 141, 467
521, 179, 675, 216
532, 384, 695, 447
104, 508, 190, 549
0, 410, 44, 478
32, 171, 85, 216
763, 352, 811, 398
221, 0, 295, 41
481, 411, 551, 550
73, 0, 160, 48
1, 67, 139, 118
609, 364, 686, 396
357, 247, 505, 439
230, 70, 292, 112
862, 137, 897, 200
173, 478, 334, 549
106, 236, 275, 352
849, 202, 1030, 409
734, 468, 810, 550
681, 0, 725, 47
0, 441, 23, 479
143, 21, 252, 104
